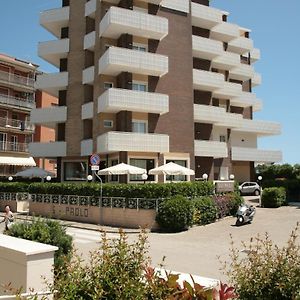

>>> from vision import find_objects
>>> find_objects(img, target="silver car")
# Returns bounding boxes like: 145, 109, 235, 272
239, 182, 261, 196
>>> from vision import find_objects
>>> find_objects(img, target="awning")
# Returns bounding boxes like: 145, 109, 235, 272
0, 156, 36, 167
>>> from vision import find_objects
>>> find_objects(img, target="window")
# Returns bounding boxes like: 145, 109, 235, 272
110, 159, 118, 182
132, 81, 147, 92
132, 120, 147, 133
220, 135, 226, 142
104, 82, 113, 89
64, 162, 87, 181
0, 132, 7, 151
129, 158, 155, 182
104, 120, 113, 128
166, 160, 188, 182
132, 43, 147, 52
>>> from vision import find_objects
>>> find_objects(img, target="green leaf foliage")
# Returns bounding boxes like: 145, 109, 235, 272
261, 187, 286, 208
192, 196, 217, 226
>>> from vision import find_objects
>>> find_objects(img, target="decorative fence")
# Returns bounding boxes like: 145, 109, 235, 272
0, 192, 29, 202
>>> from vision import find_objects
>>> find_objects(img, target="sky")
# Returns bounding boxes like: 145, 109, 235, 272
0, 1, 299, 164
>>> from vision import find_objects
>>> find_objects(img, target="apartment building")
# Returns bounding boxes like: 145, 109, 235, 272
30, 0, 282, 183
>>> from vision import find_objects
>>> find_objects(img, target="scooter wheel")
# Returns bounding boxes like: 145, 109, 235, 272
236, 217, 244, 226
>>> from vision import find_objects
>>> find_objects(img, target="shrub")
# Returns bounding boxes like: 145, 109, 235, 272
156, 196, 194, 232
0, 182, 29, 193
213, 192, 243, 219
223, 223, 300, 300
192, 196, 217, 225
7, 218, 72, 270
261, 187, 286, 208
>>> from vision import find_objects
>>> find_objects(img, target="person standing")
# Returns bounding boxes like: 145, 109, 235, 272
0, 205, 14, 231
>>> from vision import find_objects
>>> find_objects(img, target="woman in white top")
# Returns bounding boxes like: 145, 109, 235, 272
0, 205, 14, 231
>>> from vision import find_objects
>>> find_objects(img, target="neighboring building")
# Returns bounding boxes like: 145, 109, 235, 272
0, 53, 37, 176
31, 0, 282, 183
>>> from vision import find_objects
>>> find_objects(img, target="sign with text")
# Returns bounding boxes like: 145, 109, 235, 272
91, 165, 100, 171
214, 181, 235, 193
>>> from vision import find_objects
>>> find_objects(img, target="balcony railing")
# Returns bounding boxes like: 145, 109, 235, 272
0, 93, 35, 109
0, 70, 35, 88
0, 141, 29, 153
0, 117, 34, 131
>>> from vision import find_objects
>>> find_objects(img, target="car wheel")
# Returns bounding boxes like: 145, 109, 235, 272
254, 189, 260, 196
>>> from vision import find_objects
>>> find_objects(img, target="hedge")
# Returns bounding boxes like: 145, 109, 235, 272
261, 187, 287, 208
263, 179, 300, 201
0, 182, 29, 193
192, 196, 217, 226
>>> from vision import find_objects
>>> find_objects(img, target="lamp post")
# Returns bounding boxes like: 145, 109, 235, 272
202, 173, 208, 181
8, 176, 13, 182
258, 175, 263, 207
141, 173, 148, 184
87, 175, 93, 182
46, 176, 51, 182
229, 174, 235, 181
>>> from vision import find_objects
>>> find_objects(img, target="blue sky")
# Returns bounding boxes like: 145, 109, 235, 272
0, 1, 299, 164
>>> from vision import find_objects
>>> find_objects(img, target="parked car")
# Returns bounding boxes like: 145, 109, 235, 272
239, 182, 261, 196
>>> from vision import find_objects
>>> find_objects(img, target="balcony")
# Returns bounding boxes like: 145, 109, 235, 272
192, 36, 223, 60
228, 37, 254, 55
0, 117, 34, 132
81, 139, 93, 156
212, 51, 240, 70
29, 142, 67, 158
232, 119, 281, 136
0, 142, 29, 153
191, 3, 222, 29
210, 22, 240, 42
40, 6, 70, 38
38, 39, 69, 68
85, 0, 96, 18
30, 106, 67, 128
0, 94, 35, 110
35, 72, 68, 97
0, 70, 35, 90
232, 92, 263, 112
193, 69, 224, 91
232, 147, 282, 163
98, 88, 169, 115
230, 64, 254, 81
252, 73, 262, 87
99, 6, 168, 41
82, 66, 95, 85
82, 102, 94, 120
213, 81, 242, 99
97, 131, 169, 154
250, 48, 260, 63
194, 140, 228, 158
84, 31, 95, 50
99, 47, 168, 77
194, 104, 242, 128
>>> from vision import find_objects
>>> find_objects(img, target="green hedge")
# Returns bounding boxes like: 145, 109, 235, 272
263, 179, 300, 201
261, 187, 287, 208
0, 182, 29, 193
192, 196, 217, 226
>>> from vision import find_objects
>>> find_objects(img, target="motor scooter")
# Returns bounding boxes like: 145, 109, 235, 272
236, 204, 256, 226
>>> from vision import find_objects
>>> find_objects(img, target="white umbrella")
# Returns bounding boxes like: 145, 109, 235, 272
149, 162, 195, 176
15, 167, 54, 178
97, 163, 147, 175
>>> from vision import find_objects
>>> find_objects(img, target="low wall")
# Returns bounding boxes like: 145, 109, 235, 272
0, 193, 29, 213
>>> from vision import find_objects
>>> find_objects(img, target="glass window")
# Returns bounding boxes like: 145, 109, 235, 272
132, 43, 147, 52
110, 159, 118, 182
166, 160, 187, 182
132, 120, 147, 133
220, 135, 226, 142
104, 120, 113, 128
129, 158, 154, 182
104, 82, 113, 89
132, 82, 147, 92
64, 162, 87, 181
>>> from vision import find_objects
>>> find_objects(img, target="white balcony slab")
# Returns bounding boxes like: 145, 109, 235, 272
230, 64, 254, 81
252, 72, 262, 87
100, 6, 168, 41
40, 7, 69, 38
213, 81, 242, 99
38, 39, 69, 68
30, 106, 67, 128
0, 94, 35, 110
232, 147, 282, 163
82, 66, 95, 84
231, 91, 263, 111
98, 88, 169, 115
161, 0, 189, 13
97, 131, 169, 154
85, 0, 96, 17
194, 104, 243, 128
228, 37, 254, 55
210, 22, 240, 42
250, 48, 261, 63
194, 140, 228, 158
29, 142, 67, 158
212, 51, 240, 70
193, 69, 224, 92
191, 3, 223, 29
35, 72, 68, 97
84, 31, 95, 51
192, 36, 223, 60
99, 47, 168, 77
82, 102, 94, 120
81, 139, 93, 156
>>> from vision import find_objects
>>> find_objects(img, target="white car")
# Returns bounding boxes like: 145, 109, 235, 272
239, 182, 261, 196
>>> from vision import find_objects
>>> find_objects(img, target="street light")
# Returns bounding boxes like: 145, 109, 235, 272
87, 175, 93, 181
141, 173, 148, 184
8, 176, 13, 181
46, 176, 52, 182
257, 176, 263, 207
202, 173, 208, 181
258, 176, 262, 181
229, 174, 235, 180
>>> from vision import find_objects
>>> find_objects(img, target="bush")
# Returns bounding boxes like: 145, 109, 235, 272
192, 196, 217, 225
261, 187, 286, 208
213, 192, 243, 219
0, 182, 29, 193
156, 196, 194, 232
7, 218, 72, 270
223, 223, 300, 300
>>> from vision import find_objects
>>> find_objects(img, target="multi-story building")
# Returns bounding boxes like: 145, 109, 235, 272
0, 53, 37, 176
30, 0, 282, 183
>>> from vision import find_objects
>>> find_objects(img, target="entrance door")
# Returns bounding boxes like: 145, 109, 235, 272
0, 132, 7, 151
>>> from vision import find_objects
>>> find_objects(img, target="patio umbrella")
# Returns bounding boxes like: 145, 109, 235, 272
97, 163, 147, 175
15, 167, 55, 178
148, 162, 195, 176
